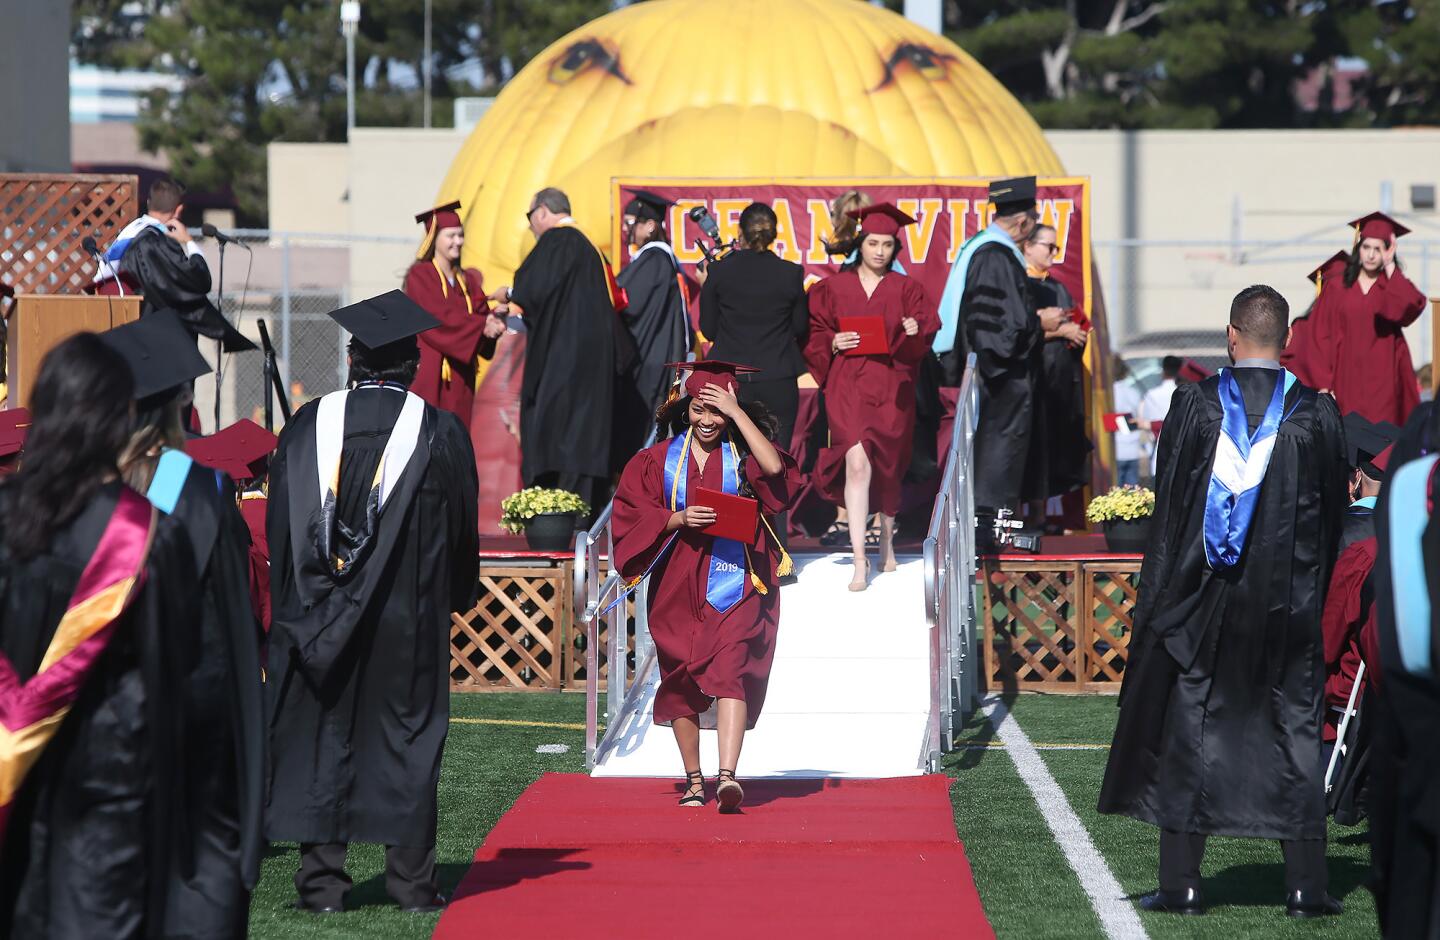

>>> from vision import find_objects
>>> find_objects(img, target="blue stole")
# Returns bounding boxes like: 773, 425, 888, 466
146, 448, 193, 514
664, 429, 747, 612
933, 225, 1026, 354
1385, 454, 1436, 678
1202, 368, 1296, 570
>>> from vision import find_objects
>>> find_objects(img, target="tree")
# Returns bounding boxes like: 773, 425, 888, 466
71, 0, 615, 224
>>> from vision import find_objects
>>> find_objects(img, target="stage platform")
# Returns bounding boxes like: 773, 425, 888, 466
591, 552, 931, 779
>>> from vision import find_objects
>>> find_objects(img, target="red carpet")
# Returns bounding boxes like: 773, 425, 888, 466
433, 773, 992, 939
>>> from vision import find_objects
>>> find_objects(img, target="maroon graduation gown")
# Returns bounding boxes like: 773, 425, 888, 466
803, 271, 939, 516
1321, 536, 1377, 742
613, 439, 801, 728
239, 495, 270, 633
403, 261, 495, 432
1307, 269, 1425, 426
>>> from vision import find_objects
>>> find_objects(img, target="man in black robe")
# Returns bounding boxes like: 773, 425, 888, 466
489, 187, 637, 508
1024, 223, 1092, 506
617, 189, 693, 416
95, 177, 254, 353
1098, 285, 1349, 917
934, 177, 1063, 541
265, 291, 478, 914
1369, 401, 1440, 937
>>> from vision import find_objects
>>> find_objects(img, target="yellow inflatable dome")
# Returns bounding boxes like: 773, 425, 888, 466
440, 0, 1065, 282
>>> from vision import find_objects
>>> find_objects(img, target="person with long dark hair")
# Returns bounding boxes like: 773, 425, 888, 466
102, 312, 265, 937
612, 361, 800, 812
805, 204, 939, 590
1306, 212, 1427, 426
0, 334, 202, 938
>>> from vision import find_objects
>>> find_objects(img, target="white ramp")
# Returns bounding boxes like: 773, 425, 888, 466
592, 552, 931, 779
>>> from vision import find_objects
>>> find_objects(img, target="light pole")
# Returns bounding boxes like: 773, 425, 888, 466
341, 0, 360, 136
423, 0, 432, 128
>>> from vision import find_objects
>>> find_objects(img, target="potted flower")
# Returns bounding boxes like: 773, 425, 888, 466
1086, 485, 1156, 553
500, 487, 591, 551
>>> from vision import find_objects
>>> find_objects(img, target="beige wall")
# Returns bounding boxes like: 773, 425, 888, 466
268, 126, 1440, 359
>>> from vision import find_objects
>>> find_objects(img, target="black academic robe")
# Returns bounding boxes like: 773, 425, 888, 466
511, 225, 632, 484
265, 387, 478, 847
1369, 404, 1440, 938
160, 460, 266, 937
961, 243, 1047, 508
617, 243, 692, 416
1029, 275, 1092, 496
122, 227, 254, 352
1097, 370, 1348, 840
0, 483, 200, 940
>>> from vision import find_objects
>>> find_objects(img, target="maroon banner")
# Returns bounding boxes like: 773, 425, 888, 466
611, 177, 1092, 319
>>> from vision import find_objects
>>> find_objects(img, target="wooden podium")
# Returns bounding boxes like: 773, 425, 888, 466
7, 294, 142, 407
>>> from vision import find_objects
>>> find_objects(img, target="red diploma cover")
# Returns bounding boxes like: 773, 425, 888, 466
839, 316, 888, 356
693, 488, 759, 542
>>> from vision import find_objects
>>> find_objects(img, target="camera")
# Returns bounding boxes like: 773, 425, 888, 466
687, 206, 737, 263
992, 508, 1041, 553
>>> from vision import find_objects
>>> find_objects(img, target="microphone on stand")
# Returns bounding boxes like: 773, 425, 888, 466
201, 222, 238, 245
83, 235, 126, 297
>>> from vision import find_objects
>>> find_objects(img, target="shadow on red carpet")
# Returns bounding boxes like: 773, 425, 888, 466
433, 773, 993, 939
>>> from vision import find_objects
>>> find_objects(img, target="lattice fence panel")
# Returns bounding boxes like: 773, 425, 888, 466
1083, 564, 1141, 687
982, 561, 1082, 691
450, 564, 571, 691
0, 174, 139, 295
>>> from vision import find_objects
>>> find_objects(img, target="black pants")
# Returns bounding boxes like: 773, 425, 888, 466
296, 842, 437, 909
737, 376, 798, 551
1159, 830, 1327, 894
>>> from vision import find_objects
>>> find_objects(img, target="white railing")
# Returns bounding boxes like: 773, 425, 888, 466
580, 441, 659, 770
920, 353, 981, 772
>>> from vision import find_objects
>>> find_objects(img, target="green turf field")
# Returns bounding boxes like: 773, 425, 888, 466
248, 692, 1381, 939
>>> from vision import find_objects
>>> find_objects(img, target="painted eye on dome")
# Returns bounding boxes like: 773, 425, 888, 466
871, 42, 959, 91
547, 38, 632, 85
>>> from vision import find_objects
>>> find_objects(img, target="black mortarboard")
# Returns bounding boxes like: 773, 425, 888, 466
101, 311, 213, 401
328, 290, 440, 350
1342, 412, 1399, 478
989, 176, 1037, 217
625, 189, 675, 224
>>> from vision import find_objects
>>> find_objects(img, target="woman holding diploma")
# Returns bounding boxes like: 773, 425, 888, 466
804, 204, 939, 591
612, 361, 800, 812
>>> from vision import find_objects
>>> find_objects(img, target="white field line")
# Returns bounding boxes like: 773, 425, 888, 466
981, 695, 1148, 940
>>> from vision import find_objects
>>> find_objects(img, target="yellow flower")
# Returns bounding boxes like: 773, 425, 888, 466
499, 487, 591, 534
1086, 485, 1156, 524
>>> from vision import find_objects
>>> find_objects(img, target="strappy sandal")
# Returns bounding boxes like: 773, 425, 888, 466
819, 522, 850, 547
848, 557, 870, 593
716, 768, 745, 813
678, 770, 706, 807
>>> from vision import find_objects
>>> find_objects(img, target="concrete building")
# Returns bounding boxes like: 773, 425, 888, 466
0, 0, 69, 171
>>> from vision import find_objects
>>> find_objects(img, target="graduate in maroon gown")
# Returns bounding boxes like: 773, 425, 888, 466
1281, 251, 1349, 388
612, 361, 801, 812
1306, 213, 1426, 426
402, 201, 505, 432
187, 418, 278, 634
804, 204, 939, 590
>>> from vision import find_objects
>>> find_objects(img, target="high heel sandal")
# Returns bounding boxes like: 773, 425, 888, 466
716, 769, 744, 813
678, 770, 706, 807
848, 557, 869, 592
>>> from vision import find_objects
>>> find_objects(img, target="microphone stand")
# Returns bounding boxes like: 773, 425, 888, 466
214, 238, 226, 432
257, 319, 291, 431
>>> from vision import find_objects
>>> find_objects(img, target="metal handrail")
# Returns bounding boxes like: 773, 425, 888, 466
920, 353, 980, 772
580, 429, 660, 770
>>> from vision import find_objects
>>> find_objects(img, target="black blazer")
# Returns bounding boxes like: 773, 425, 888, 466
699, 249, 809, 378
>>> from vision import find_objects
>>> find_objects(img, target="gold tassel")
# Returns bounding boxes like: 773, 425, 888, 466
441, 359, 452, 383
760, 515, 794, 577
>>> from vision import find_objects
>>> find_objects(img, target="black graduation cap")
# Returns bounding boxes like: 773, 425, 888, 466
625, 189, 675, 224
101, 311, 213, 401
1342, 412, 1399, 478
328, 290, 440, 350
989, 176, 1037, 217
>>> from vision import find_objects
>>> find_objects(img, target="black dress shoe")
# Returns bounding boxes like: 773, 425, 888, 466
1137, 887, 1204, 915
288, 899, 343, 914
401, 893, 448, 913
1285, 890, 1343, 918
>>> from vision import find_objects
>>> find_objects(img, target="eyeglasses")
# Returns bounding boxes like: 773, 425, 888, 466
525, 206, 540, 222
1034, 243, 1058, 254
